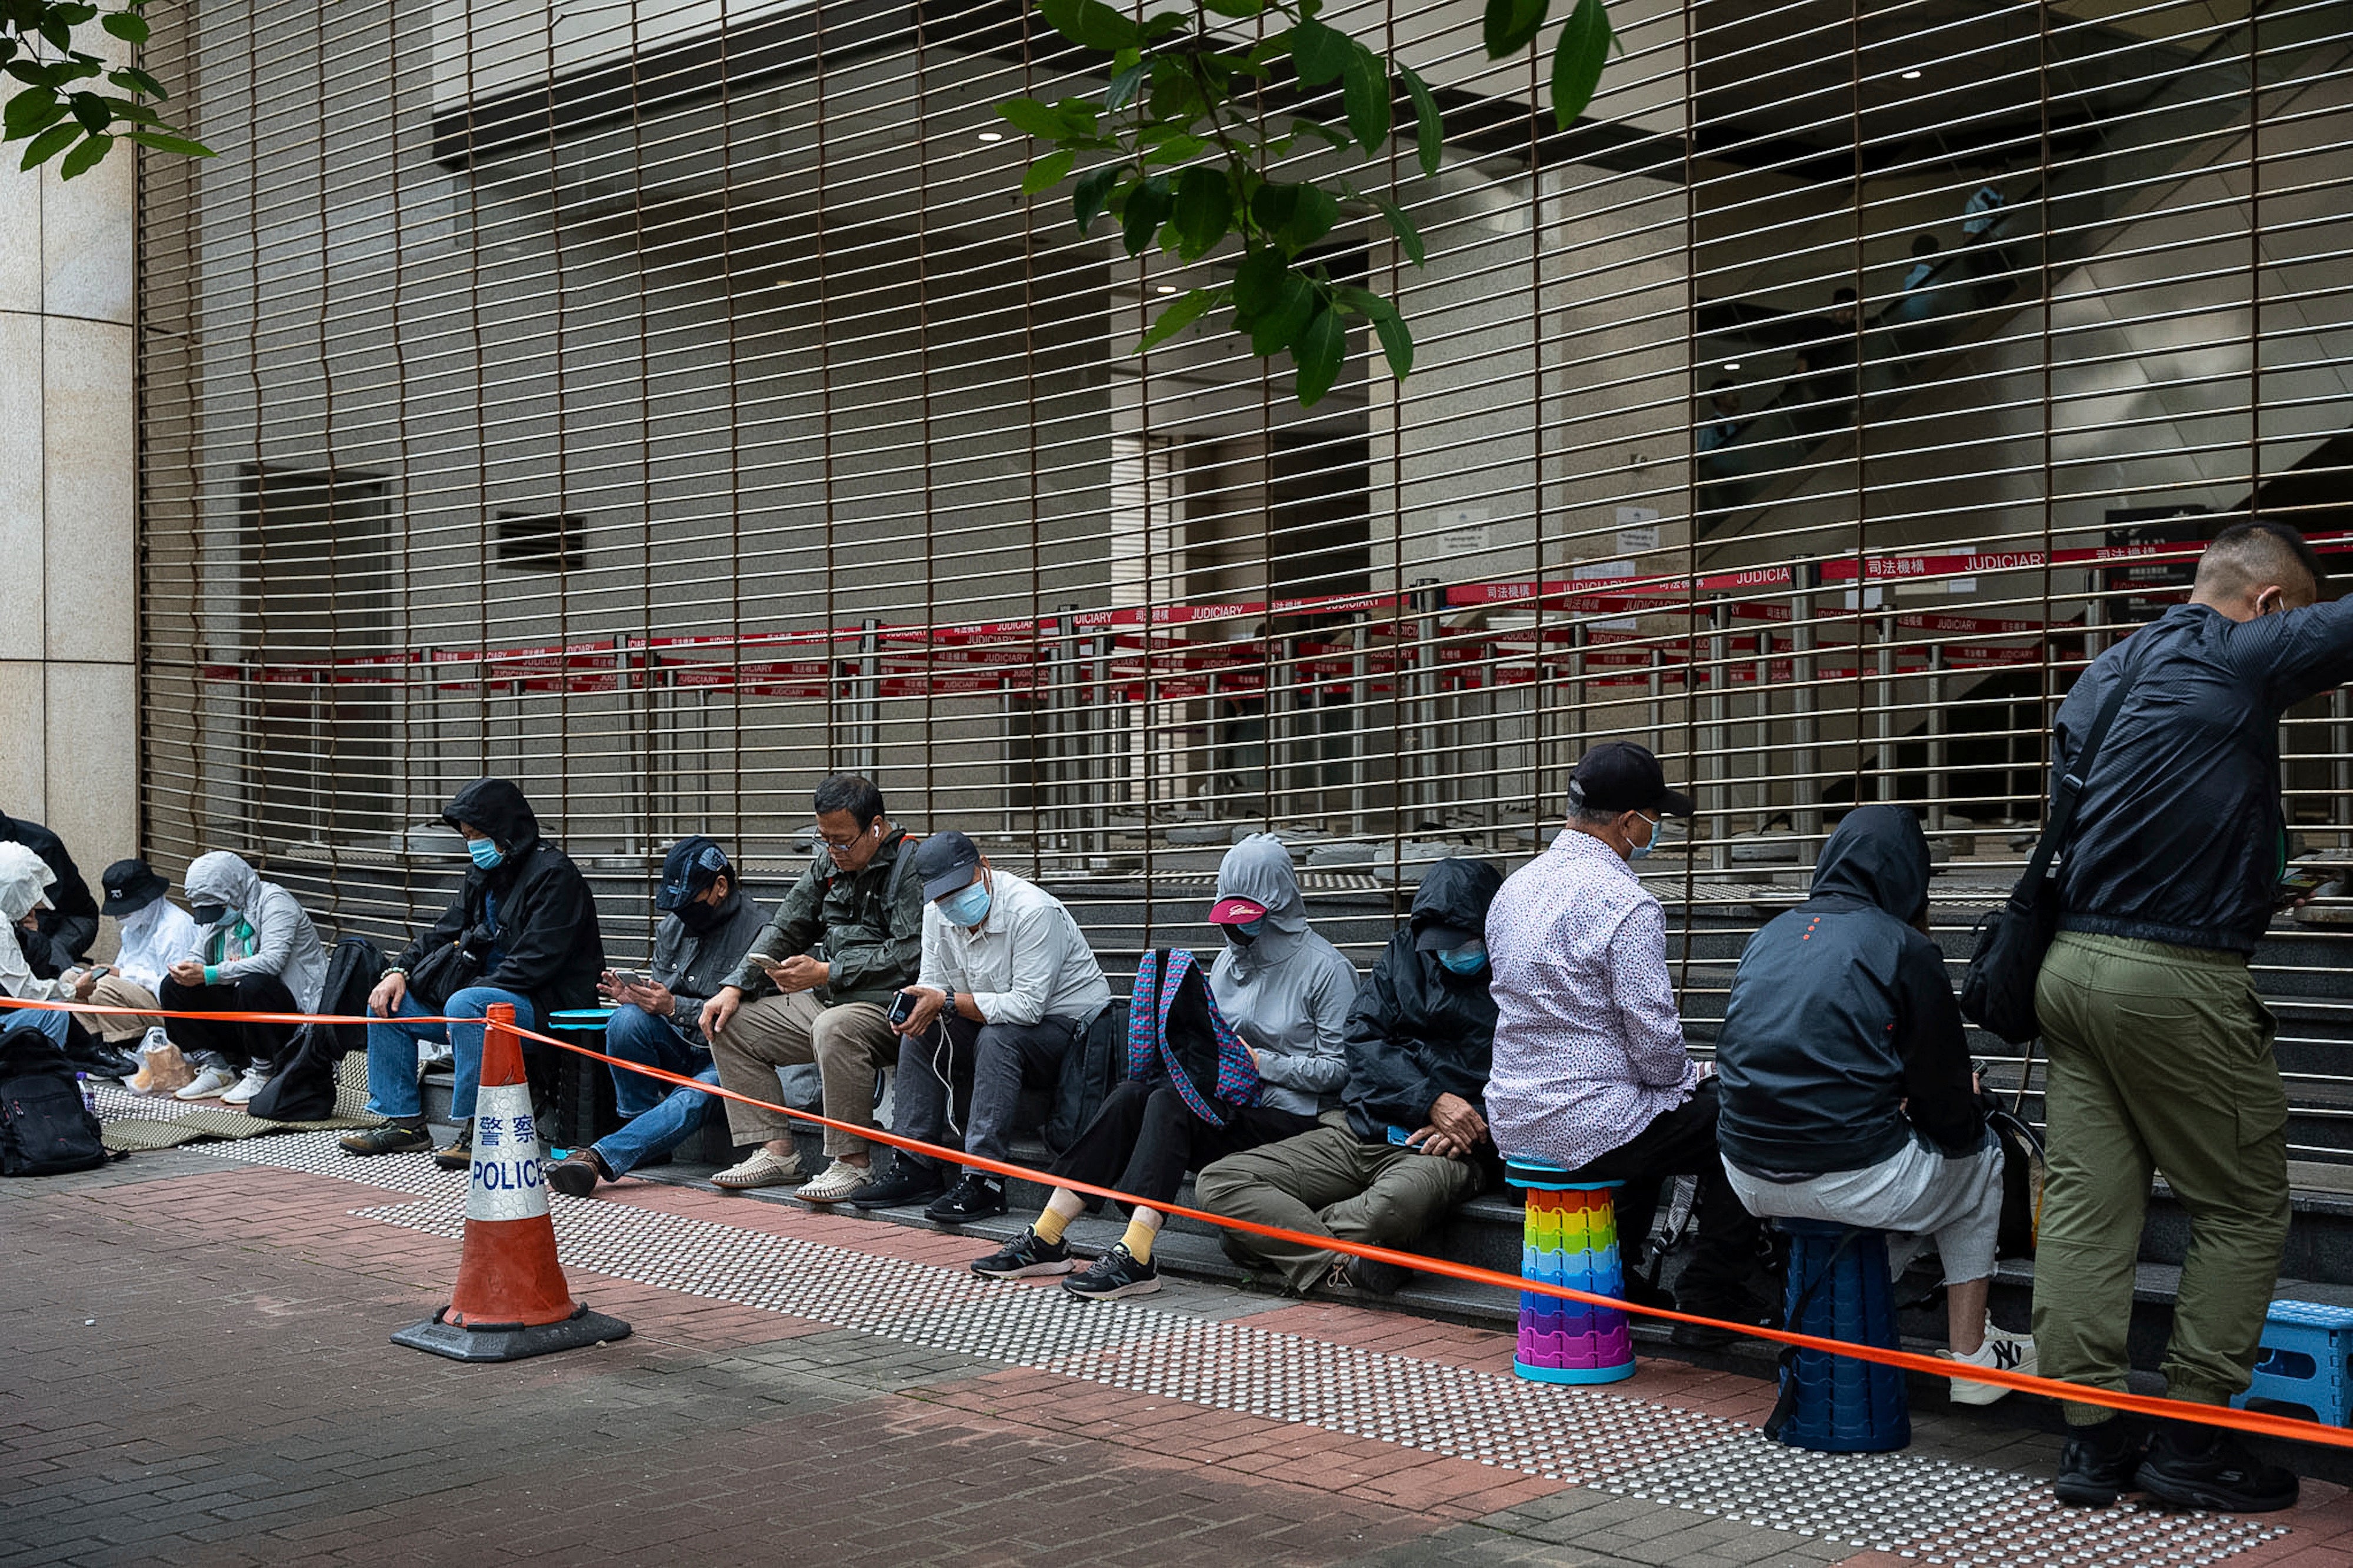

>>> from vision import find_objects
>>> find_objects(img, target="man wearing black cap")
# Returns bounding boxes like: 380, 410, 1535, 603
548, 836, 769, 1197
848, 830, 1111, 1222
62, 859, 201, 1054
1485, 740, 1773, 1343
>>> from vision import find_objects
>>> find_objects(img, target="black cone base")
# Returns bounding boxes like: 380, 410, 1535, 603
391, 1302, 633, 1363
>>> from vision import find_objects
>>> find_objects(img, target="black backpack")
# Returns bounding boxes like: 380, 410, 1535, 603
0, 1029, 109, 1176
248, 935, 383, 1123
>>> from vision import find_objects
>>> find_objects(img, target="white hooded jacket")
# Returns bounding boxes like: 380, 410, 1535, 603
182, 851, 328, 1012
0, 842, 64, 1002
111, 896, 203, 993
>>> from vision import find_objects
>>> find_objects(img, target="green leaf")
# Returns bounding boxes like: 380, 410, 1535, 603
1287, 116, 1351, 152
1371, 309, 1413, 379
1371, 195, 1425, 265
98, 95, 158, 124
1138, 132, 1207, 165
1120, 173, 1171, 256
109, 64, 163, 97
37, 18, 71, 53
1292, 305, 1345, 406
3, 86, 64, 139
56, 130, 109, 177
1483, 0, 1547, 59
1134, 287, 1219, 354
1171, 165, 1232, 259
99, 11, 148, 42
995, 97, 1066, 139
1548, 0, 1611, 128
1072, 164, 1119, 233
1201, 0, 1266, 15
1021, 148, 1074, 194
17, 120, 78, 169
6, 62, 64, 87
1248, 181, 1298, 238
1399, 62, 1442, 178
1231, 249, 1289, 319
53, 4, 99, 23
1051, 96, 1098, 137
119, 127, 215, 156
1038, 0, 1136, 52
1249, 272, 1317, 356
66, 89, 108, 131
1291, 18, 1351, 87
1279, 182, 1339, 251
1104, 61, 1144, 112
1339, 46, 1389, 155
1332, 283, 1397, 321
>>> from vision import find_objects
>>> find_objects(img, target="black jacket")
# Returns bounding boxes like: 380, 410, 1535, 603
647, 879, 768, 1037
392, 778, 606, 1027
0, 813, 98, 966
1341, 857, 1503, 1142
1715, 805, 1980, 1179
2054, 599, 2353, 955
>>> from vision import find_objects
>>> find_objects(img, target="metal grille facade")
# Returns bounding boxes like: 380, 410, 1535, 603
135, 3, 2353, 1148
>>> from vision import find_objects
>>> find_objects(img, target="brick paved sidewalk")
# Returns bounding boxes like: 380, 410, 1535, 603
6, 1140, 2353, 1568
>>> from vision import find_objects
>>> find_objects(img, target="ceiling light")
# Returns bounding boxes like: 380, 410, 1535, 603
1156, 285, 1177, 295
1901, 69, 1922, 81
1722, 361, 1741, 371
978, 130, 1004, 142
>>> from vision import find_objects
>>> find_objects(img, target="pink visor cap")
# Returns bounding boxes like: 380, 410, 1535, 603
1208, 896, 1269, 925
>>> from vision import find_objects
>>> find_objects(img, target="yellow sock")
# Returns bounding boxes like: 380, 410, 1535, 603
1119, 1217, 1156, 1263
1034, 1208, 1069, 1246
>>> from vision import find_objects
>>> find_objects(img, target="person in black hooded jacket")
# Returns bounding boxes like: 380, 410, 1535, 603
1196, 858, 1502, 1298
1713, 804, 2032, 1404
341, 778, 605, 1166
0, 811, 99, 973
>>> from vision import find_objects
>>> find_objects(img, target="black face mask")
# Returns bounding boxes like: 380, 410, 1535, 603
1222, 924, 1258, 948
189, 902, 227, 926
675, 896, 724, 934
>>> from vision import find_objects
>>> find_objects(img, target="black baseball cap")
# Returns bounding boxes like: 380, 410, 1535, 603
1569, 742, 1695, 818
911, 830, 982, 902
100, 858, 169, 918
655, 836, 732, 910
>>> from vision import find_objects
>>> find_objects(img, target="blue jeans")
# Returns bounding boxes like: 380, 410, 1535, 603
3, 1007, 71, 1048
591, 1004, 717, 1178
365, 986, 536, 1122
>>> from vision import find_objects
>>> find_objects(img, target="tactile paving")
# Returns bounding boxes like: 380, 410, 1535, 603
196, 1132, 2290, 1565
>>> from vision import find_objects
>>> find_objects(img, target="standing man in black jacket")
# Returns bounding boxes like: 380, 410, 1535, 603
1714, 806, 2030, 1403
2032, 522, 2349, 1514
1195, 857, 1501, 1298
342, 778, 606, 1167
548, 836, 768, 1197
0, 811, 100, 972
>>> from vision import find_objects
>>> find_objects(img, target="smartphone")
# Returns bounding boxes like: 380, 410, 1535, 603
85, 965, 111, 981
2279, 869, 2332, 908
886, 990, 919, 1028
609, 969, 646, 990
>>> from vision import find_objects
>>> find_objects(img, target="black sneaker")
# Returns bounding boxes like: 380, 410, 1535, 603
431, 1123, 474, 1173
971, 1227, 1075, 1280
339, 1120, 432, 1157
846, 1158, 947, 1211
2134, 1422, 2299, 1513
2054, 1416, 2149, 1509
925, 1175, 1008, 1225
1339, 1253, 1408, 1296
1672, 1288, 1778, 1350
1064, 1242, 1161, 1301
546, 1148, 609, 1198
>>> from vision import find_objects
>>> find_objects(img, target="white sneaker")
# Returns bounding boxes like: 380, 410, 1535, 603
796, 1159, 871, 1206
1946, 1320, 2036, 1406
220, 1066, 272, 1106
175, 1064, 239, 1101
710, 1147, 806, 1190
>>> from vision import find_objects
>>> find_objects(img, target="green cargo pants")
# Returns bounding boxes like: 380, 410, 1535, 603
1194, 1117, 1481, 1293
2031, 931, 2289, 1421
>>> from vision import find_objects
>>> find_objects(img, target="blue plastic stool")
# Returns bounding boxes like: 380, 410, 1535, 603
1772, 1219, 1909, 1453
2231, 1300, 2353, 1425
1504, 1158, 1635, 1386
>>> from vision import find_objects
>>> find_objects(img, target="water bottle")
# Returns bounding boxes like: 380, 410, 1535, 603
76, 1072, 98, 1117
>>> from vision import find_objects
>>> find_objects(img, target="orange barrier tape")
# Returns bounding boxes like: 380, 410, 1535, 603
17, 993, 2353, 1451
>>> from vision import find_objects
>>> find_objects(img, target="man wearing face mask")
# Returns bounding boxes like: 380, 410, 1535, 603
698, 775, 922, 1203
2034, 522, 2353, 1514
1485, 740, 1771, 1342
849, 829, 1111, 1222
342, 777, 605, 1166
546, 837, 768, 1197
1197, 857, 1503, 1298
156, 850, 328, 1105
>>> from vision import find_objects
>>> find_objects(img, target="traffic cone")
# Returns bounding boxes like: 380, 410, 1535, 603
392, 1003, 631, 1362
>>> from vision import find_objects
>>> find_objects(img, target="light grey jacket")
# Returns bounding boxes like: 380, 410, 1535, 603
184, 851, 328, 1012
1207, 835, 1357, 1117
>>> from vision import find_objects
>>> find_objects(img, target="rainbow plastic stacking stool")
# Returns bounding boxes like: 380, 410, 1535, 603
1774, 1219, 1909, 1453
1504, 1158, 1635, 1386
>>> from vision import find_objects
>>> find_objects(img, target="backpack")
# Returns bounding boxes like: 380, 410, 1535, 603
0, 1029, 109, 1176
1124, 949, 1260, 1127
1043, 1004, 1126, 1156
1985, 1099, 2047, 1259
248, 936, 383, 1123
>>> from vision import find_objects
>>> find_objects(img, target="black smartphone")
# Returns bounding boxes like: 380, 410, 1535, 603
887, 990, 919, 1027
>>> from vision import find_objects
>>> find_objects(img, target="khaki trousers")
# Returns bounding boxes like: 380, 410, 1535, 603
89, 975, 165, 1042
706, 991, 898, 1160
2031, 931, 2290, 1419
1195, 1117, 1480, 1293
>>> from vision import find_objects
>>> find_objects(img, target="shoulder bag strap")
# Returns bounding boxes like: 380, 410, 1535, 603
2022, 633, 2154, 894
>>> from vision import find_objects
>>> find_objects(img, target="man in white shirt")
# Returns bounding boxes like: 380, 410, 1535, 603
61, 859, 200, 1050
1485, 740, 1771, 1343
848, 830, 1111, 1224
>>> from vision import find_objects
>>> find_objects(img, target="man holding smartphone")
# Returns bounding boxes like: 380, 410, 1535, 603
848, 829, 1110, 1222
698, 775, 922, 1203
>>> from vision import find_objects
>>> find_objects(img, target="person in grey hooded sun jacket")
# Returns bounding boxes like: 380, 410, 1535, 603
156, 850, 328, 1105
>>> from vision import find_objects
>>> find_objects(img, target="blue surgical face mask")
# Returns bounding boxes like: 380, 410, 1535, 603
1224, 917, 1265, 947
939, 880, 991, 928
189, 902, 228, 926
1437, 941, 1489, 975
467, 838, 505, 870
1626, 812, 1660, 862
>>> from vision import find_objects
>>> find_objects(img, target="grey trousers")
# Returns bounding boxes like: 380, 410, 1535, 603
892, 1013, 1078, 1172
706, 990, 898, 1160
1195, 1117, 1481, 1293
